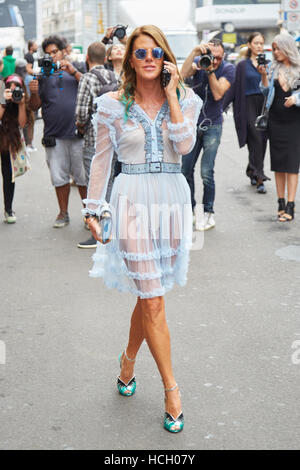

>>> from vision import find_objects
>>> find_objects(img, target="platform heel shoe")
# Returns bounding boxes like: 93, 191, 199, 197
279, 201, 295, 222
277, 198, 286, 219
117, 350, 136, 397
163, 384, 184, 433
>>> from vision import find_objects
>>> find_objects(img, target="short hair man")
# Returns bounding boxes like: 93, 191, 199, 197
29, 35, 87, 228
75, 41, 118, 248
24, 40, 38, 76
181, 39, 235, 231
1, 46, 16, 78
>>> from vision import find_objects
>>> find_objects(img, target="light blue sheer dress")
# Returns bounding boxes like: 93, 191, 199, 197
84, 88, 202, 298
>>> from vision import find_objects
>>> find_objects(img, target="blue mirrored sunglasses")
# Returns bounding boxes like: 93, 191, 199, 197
133, 47, 164, 60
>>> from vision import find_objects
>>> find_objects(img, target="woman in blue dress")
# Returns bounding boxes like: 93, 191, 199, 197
84, 25, 201, 433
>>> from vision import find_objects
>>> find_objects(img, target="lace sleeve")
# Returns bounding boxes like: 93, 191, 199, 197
167, 89, 202, 155
83, 108, 115, 216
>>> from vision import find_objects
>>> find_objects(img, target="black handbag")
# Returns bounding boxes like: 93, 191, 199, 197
255, 96, 269, 131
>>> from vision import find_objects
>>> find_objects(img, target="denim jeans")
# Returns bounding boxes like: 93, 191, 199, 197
182, 124, 222, 213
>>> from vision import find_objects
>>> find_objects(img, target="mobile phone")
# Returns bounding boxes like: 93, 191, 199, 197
161, 68, 171, 88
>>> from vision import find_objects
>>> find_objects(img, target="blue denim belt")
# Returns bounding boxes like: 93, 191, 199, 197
121, 162, 181, 174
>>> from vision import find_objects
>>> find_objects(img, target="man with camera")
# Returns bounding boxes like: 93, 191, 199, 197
29, 35, 87, 228
181, 39, 235, 231
75, 41, 118, 248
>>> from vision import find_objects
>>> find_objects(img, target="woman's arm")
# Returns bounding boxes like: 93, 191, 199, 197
0, 104, 5, 120
258, 64, 269, 90
166, 87, 202, 156
18, 99, 27, 128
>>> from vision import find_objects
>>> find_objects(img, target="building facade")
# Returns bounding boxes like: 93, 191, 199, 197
196, 0, 281, 46
41, 0, 118, 52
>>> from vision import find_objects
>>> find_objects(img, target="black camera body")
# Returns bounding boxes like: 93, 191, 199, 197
113, 25, 127, 40
42, 136, 56, 147
12, 86, 24, 103
257, 53, 267, 66
103, 25, 128, 45
38, 54, 61, 77
198, 48, 215, 70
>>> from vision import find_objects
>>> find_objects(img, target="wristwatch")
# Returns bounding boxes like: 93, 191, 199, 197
206, 70, 215, 76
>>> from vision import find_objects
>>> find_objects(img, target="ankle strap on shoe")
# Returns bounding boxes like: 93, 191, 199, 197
124, 349, 135, 362
165, 383, 178, 393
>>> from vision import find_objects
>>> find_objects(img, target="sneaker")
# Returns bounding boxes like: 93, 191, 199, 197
26, 145, 37, 152
194, 204, 205, 231
196, 212, 215, 231
250, 177, 257, 186
204, 213, 215, 231
53, 212, 70, 228
77, 236, 97, 249
257, 183, 267, 194
4, 211, 16, 224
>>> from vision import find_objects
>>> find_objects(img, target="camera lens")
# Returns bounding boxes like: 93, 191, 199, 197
114, 26, 126, 39
198, 55, 212, 69
12, 87, 23, 103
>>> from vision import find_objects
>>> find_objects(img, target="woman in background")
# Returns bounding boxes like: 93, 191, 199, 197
224, 32, 270, 193
259, 33, 300, 221
105, 43, 126, 80
0, 74, 33, 223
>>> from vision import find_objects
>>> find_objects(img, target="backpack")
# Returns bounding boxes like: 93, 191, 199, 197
90, 68, 119, 96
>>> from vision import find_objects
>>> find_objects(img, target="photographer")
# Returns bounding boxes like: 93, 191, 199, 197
223, 32, 270, 194
75, 41, 118, 248
181, 39, 235, 231
29, 35, 87, 228
0, 74, 33, 223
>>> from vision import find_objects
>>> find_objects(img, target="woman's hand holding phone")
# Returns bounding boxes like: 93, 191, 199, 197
162, 61, 179, 97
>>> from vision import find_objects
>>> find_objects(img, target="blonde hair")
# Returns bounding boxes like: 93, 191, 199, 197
119, 24, 183, 116
271, 33, 300, 89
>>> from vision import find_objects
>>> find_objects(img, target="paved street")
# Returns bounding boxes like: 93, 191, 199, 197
0, 114, 300, 450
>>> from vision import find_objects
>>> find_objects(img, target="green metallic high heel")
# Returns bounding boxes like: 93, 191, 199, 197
163, 384, 184, 433
117, 350, 136, 397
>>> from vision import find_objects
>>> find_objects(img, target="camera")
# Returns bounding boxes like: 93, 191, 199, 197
11, 86, 23, 103
102, 25, 128, 45
113, 25, 127, 40
257, 53, 267, 66
38, 54, 61, 77
197, 48, 215, 70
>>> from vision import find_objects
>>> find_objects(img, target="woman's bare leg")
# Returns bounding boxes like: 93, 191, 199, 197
287, 173, 299, 203
139, 296, 182, 419
274, 172, 286, 199
119, 298, 144, 384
